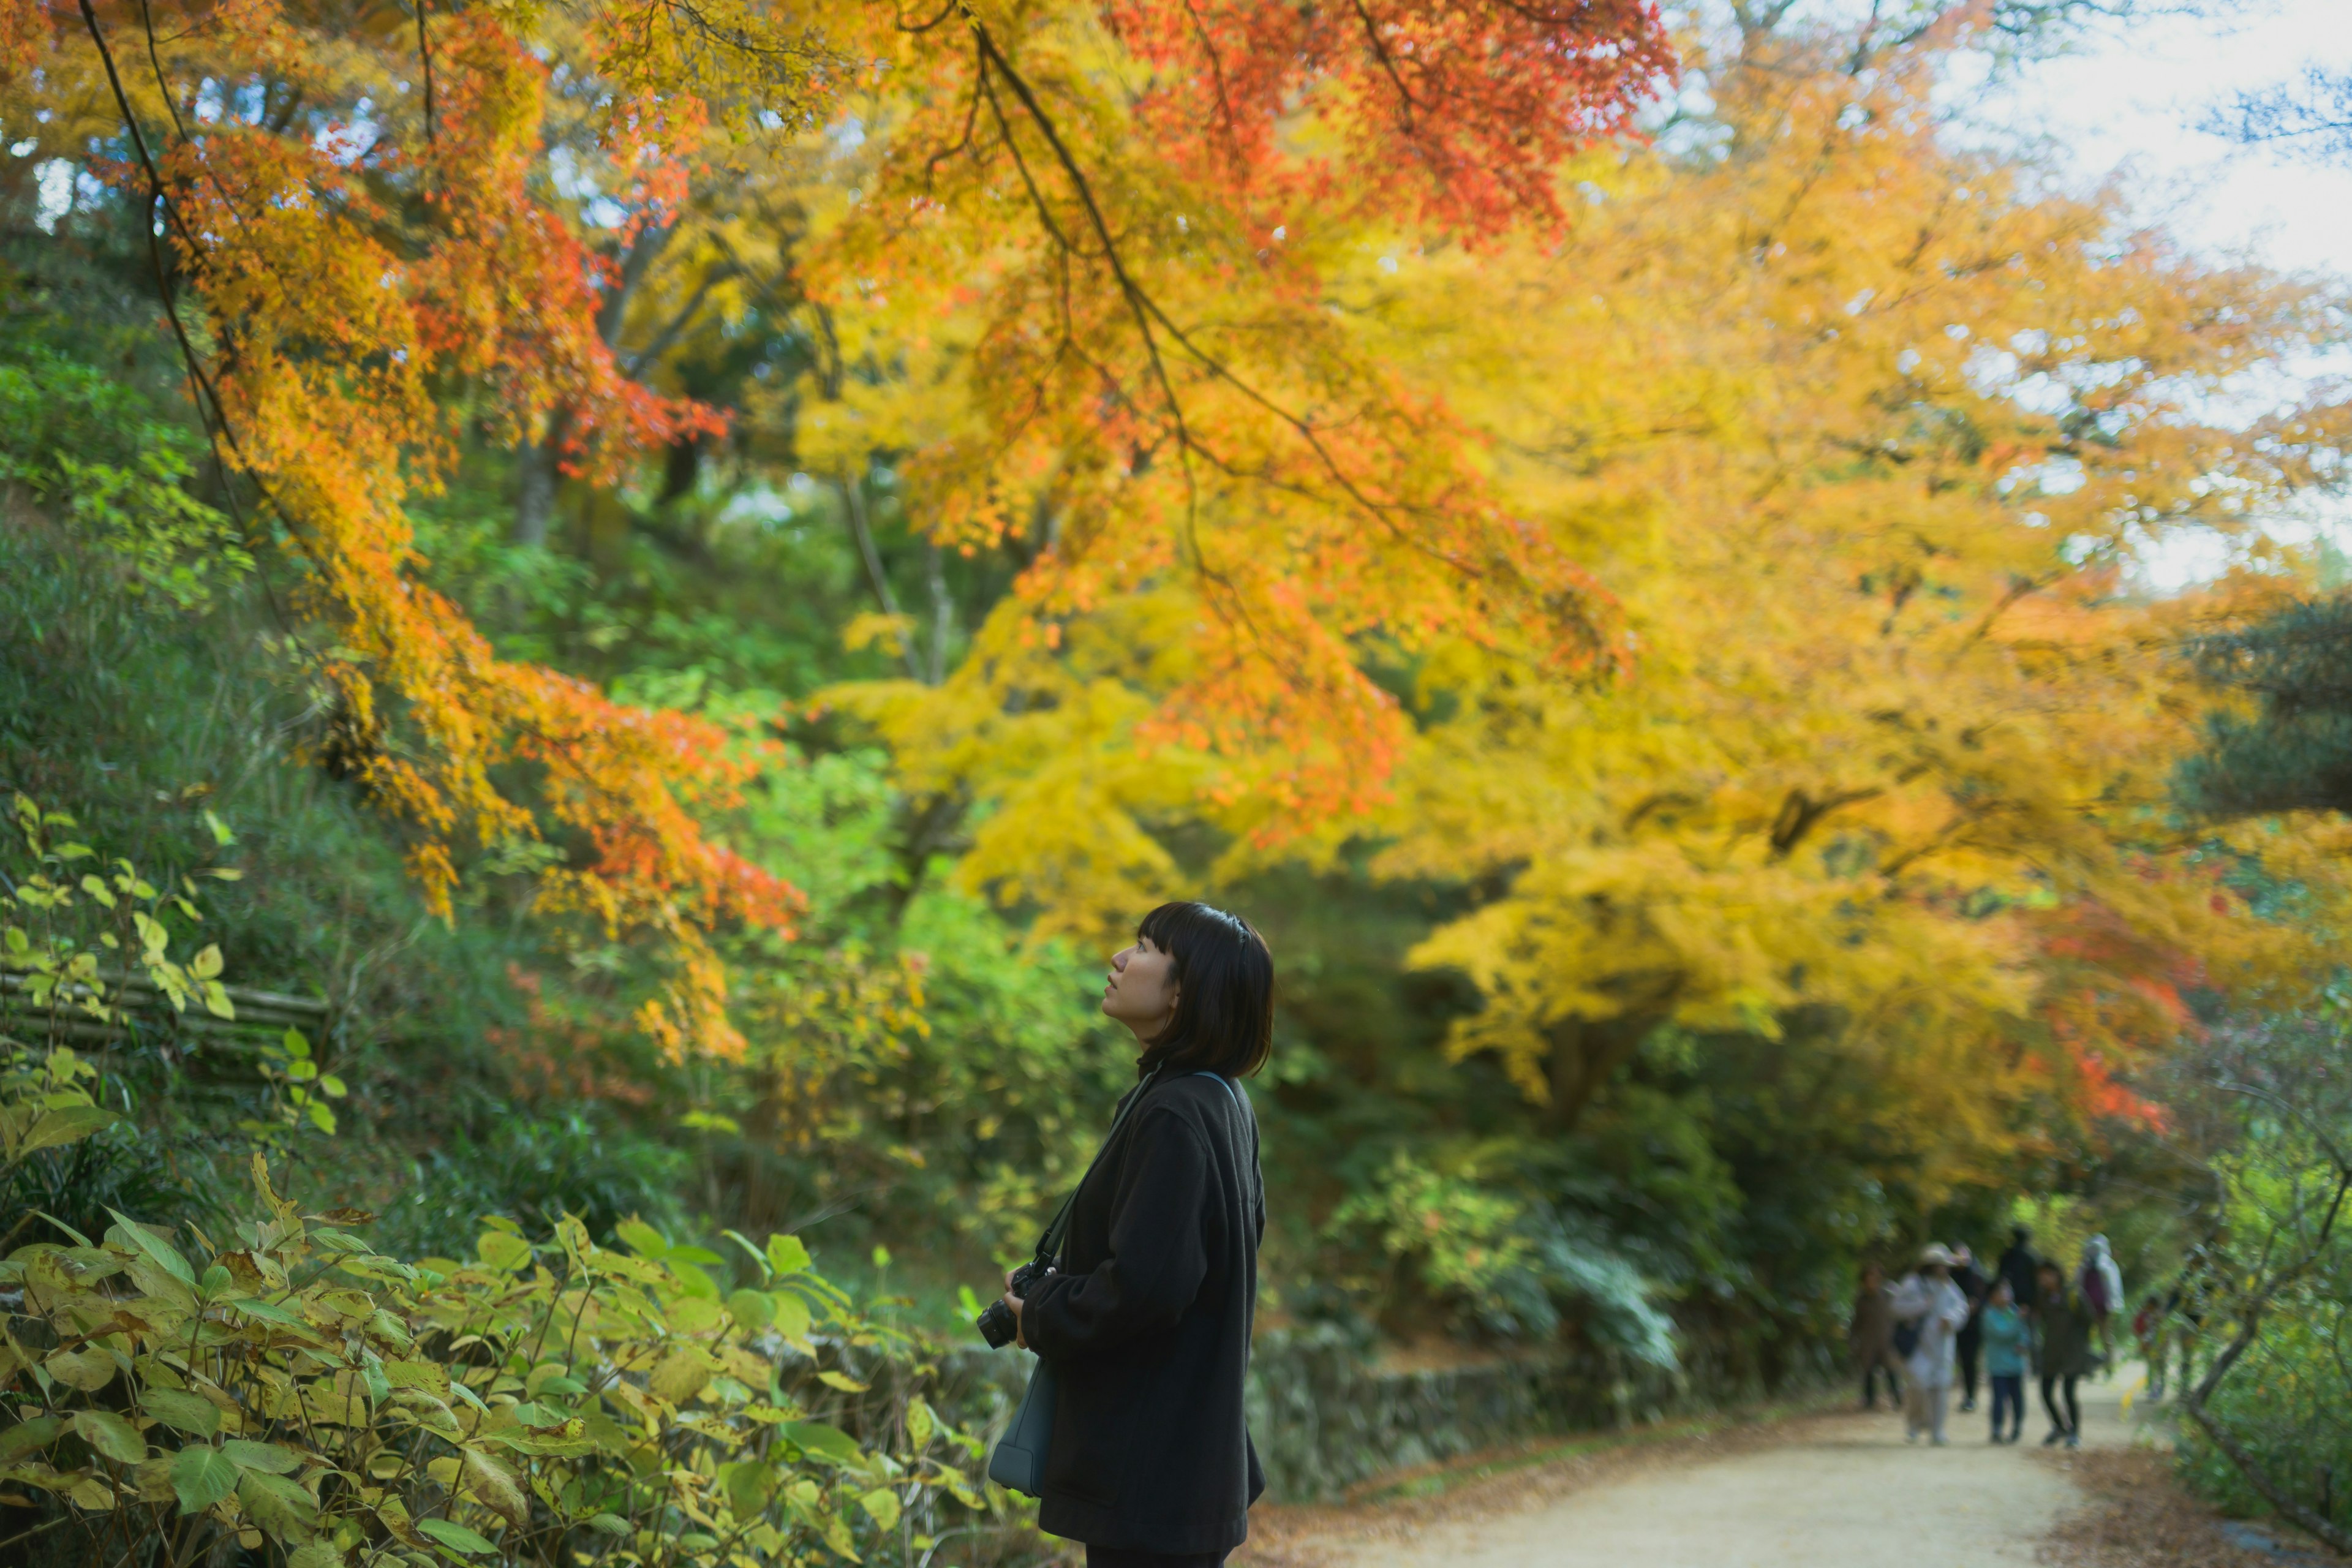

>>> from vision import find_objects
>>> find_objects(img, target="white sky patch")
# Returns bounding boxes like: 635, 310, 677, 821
1950, 1, 2352, 592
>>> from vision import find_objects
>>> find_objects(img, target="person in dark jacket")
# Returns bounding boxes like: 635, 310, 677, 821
1996, 1226, 2041, 1314
2034, 1261, 2096, 1448
1847, 1262, 1902, 1409
1950, 1243, 1989, 1412
1001, 902, 1273, 1568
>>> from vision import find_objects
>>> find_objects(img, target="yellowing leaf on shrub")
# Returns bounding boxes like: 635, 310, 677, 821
70, 1409, 145, 1464
143, 1389, 221, 1438
474, 1232, 531, 1273
42, 1346, 118, 1393
764, 1234, 811, 1276
858, 1487, 901, 1531
815, 1371, 868, 1393
648, 1348, 711, 1403
668, 1295, 725, 1335
238, 1469, 319, 1542
170, 1446, 238, 1515
461, 1447, 529, 1530
771, 1291, 813, 1346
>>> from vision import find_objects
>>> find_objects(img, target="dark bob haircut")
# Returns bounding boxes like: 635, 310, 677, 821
1136, 901, 1274, 1079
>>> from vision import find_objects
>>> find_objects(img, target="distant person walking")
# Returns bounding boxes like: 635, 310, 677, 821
1849, 1261, 1904, 1409
1949, 1243, 1988, 1412
1978, 1278, 2029, 1443
2134, 1293, 2168, 1399
2078, 1234, 2124, 1368
2035, 1261, 2097, 1447
1996, 1225, 2041, 1313
1890, 1245, 1972, 1445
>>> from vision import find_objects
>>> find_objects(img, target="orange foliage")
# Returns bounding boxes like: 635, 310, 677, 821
1, 0, 1675, 1049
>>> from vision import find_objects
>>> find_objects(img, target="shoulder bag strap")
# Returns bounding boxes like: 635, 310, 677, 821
1032, 1066, 1163, 1267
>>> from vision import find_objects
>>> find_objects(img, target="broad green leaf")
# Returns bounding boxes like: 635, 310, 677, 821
43, 1346, 118, 1392
72, 1409, 146, 1464
105, 1208, 196, 1285
0, 1415, 63, 1463
462, 1447, 529, 1530
725, 1289, 773, 1331
586, 1513, 630, 1536
765, 1234, 811, 1275
667, 1296, 724, 1335
238, 1469, 318, 1542
647, 1349, 710, 1404
143, 1388, 222, 1438
170, 1446, 238, 1515
783, 1422, 863, 1466
859, 1487, 902, 1531
770, 1289, 813, 1344
223, 1439, 300, 1474
474, 1232, 531, 1272
614, 1218, 670, 1258
190, 943, 223, 979
906, 1398, 936, 1449
288, 1544, 347, 1568
722, 1460, 777, 1517
21, 1104, 119, 1153
416, 1518, 497, 1556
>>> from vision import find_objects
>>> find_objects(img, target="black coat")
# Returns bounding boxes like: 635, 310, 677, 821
1997, 1243, 2041, 1312
1021, 1070, 1266, 1553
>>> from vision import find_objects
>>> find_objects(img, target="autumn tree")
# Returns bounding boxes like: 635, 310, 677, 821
0, 0, 1676, 1052
838, 9, 2352, 1205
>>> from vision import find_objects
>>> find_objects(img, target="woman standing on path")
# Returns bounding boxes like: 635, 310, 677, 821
1849, 1262, 1904, 1409
1978, 1278, 2030, 1443
2035, 1261, 2097, 1448
999, 902, 1273, 1568
1890, 1245, 1973, 1444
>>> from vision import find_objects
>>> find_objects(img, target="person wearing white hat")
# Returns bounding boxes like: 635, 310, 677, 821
1889, 1244, 1973, 1444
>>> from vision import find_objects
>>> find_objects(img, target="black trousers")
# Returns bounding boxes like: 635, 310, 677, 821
2040, 1372, 2080, 1435
1086, 1549, 1226, 1568
1955, 1325, 1981, 1401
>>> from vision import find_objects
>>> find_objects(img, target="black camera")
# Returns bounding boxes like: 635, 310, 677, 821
976, 1259, 1049, 1348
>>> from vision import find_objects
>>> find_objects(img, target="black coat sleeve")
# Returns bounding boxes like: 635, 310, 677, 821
1023, 1108, 1212, 1359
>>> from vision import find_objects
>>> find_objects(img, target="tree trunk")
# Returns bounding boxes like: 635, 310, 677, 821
514, 407, 571, 547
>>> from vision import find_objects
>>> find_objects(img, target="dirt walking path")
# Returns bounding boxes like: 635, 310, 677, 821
1268, 1376, 2143, 1568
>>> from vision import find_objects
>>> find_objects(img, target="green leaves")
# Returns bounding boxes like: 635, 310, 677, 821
416, 1518, 498, 1556
107, 1207, 196, 1286
0, 1040, 981, 1568
142, 1388, 222, 1438
238, 1469, 320, 1541
18, 1102, 120, 1154
223, 1439, 300, 1474
0, 1415, 63, 1463
170, 1446, 238, 1515
783, 1422, 862, 1466
72, 1409, 146, 1464
765, 1233, 812, 1276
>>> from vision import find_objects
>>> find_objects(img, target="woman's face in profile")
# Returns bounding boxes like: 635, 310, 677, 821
1103, 933, 1179, 1038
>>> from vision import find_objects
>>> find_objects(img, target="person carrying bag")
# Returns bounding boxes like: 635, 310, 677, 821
991, 902, 1273, 1568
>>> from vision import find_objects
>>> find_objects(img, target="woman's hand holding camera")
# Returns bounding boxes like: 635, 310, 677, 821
1000, 1266, 1030, 1349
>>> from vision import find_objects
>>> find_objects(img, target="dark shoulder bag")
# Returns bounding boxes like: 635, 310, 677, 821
988, 1070, 1240, 1496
